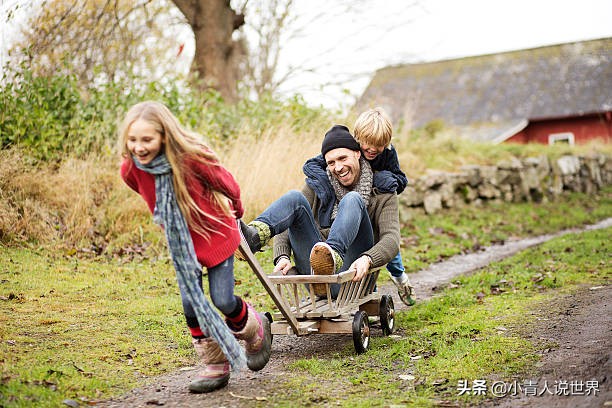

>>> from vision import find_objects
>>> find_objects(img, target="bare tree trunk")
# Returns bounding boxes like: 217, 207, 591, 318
172, 0, 245, 102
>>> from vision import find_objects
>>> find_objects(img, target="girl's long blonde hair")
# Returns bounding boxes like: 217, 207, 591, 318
119, 101, 234, 239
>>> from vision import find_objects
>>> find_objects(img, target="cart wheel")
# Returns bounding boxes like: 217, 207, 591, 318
264, 312, 273, 342
264, 311, 273, 324
352, 311, 371, 354
379, 295, 395, 335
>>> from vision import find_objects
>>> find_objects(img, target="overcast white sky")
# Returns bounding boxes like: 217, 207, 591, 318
274, 0, 612, 110
2, 0, 611, 111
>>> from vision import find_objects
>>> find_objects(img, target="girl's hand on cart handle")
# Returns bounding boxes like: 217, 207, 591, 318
274, 257, 293, 275
350, 255, 372, 282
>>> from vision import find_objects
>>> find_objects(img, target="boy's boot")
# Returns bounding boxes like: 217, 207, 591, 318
231, 303, 272, 371
188, 338, 230, 393
390, 273, 416, 306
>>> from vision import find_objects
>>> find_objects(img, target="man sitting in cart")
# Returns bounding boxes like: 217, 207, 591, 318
240, 124, 400, 298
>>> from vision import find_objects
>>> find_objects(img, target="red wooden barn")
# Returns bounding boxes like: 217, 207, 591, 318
499, 111, 612, 145
354, 38, 611, 145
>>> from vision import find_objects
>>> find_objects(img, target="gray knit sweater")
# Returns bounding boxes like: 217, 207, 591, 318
273, 184, 400, 269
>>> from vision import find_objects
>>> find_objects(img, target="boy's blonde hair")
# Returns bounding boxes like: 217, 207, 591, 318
353, 107, 393, 148
119, 101, 233, 239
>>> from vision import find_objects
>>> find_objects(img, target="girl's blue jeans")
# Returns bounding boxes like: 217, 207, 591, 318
254, 190, 374, 296
180, 255, 237, 328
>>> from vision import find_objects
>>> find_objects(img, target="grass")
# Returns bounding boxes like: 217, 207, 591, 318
270, 227, 610, 407
0, 189, 610, 406
0, 252, 191, 406
396, 187, 612, 274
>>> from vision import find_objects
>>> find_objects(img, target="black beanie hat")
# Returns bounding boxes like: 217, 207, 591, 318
321, 125, 360, 157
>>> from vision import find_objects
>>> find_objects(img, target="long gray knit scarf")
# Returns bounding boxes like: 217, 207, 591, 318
133, 154, 246, 371
327, 157, 373, 220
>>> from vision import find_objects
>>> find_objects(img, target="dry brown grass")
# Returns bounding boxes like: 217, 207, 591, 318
0, 149, 153, 249
218, 124, 322, 220
0, 150, 61, 243
0, 125, 324, 250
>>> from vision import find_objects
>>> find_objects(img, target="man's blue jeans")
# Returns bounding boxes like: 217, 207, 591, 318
254, 190, 374, 295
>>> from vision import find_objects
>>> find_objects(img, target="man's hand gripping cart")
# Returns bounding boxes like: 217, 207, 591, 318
237, 236, 396, 354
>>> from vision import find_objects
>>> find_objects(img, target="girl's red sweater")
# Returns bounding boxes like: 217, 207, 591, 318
120, 157, 244, 268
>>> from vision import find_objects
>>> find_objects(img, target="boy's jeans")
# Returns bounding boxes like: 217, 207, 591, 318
386, 252, 405, 277
254, 190, 374, 295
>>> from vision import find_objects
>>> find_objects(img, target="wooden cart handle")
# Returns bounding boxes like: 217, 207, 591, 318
237, 236, 301, 335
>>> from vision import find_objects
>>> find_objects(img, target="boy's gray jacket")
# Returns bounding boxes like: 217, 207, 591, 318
273, 184, 401, 269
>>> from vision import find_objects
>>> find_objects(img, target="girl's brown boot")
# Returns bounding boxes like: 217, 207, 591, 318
188, 337, 230, 393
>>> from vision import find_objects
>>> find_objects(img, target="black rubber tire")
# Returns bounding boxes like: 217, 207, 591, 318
264, 311, 273, 342
352, 310, 371, 354
379, 294, 395, 335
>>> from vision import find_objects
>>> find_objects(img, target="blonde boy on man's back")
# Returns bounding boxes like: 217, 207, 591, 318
353, 107, 415, 306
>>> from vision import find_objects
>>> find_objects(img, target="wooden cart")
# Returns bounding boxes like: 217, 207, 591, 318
237, 237, 395, 354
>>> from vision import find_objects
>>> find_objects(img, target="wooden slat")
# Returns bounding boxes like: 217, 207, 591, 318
322, 308, 345, 318
272, 316, 357, 335
359, 297, 380, 316
267, 269, 358, 284
355, 277, 367, 299
318, 319, 352, 334
345, 281, 359, 305
336, 282, 348, 306
276, 283, 283, 302
267, 268, 380, 284
271, 320, 319, 336
292, 284, 300, 315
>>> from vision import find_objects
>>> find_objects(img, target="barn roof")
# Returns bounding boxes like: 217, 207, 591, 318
353, 37, 612, 142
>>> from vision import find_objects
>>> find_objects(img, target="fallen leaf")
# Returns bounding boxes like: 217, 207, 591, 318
432, 378, 449, 386
428, 227, 444, 235
179, 366, 196, 371
229, 391, 267, 401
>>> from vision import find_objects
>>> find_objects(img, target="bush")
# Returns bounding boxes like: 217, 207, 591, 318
0, 69, 81, 159
0, 68, 332, 161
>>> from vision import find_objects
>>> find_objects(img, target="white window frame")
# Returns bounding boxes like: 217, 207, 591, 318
548, 132, 575, 145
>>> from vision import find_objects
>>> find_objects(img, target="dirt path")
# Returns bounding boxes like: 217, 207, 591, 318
478, 285, 611, 408
98, 219, 611, 408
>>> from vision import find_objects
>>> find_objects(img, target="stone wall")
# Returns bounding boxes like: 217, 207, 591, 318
398, 154, 611, 217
